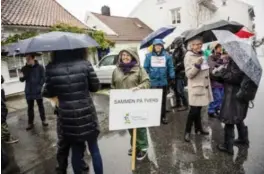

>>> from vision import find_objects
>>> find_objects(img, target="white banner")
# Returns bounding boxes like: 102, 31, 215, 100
109, 89, 162, 130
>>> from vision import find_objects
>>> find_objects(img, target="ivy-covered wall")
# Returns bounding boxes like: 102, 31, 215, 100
1, 23, 115, 52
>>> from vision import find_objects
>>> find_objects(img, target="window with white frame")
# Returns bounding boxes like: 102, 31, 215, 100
3, 56, 25, 78
2, 55, 49, 79
171, 8, 181, 24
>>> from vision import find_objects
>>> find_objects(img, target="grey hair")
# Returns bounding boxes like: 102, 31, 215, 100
187, 37, 203, 51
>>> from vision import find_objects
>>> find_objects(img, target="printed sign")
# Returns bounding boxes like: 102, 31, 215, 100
201, 57, 209, 70
109, 89, 162, 130
151, 56, 166, 67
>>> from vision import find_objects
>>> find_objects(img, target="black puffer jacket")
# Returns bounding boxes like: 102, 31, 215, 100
43, 59, 100, 142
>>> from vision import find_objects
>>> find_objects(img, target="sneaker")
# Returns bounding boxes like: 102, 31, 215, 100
209, 113, 218, 118
26, 124, 34, 131
42, 121, 49, 127
136, 150, 147, 161
128, 149, 132, 156
5, 136, 19, 144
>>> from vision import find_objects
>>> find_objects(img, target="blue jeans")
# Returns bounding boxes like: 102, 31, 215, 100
71, 139, 103, 174
208, 87, 224, 114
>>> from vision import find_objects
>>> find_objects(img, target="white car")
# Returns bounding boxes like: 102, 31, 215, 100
94, 53, 119, 84
94, 49, 148, 84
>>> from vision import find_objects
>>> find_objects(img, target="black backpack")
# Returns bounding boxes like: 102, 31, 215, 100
236, 75, 258, 108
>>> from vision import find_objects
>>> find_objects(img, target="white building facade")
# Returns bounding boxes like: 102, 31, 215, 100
129, 0, 254, 31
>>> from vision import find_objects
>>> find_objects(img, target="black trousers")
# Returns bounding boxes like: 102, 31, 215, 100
1, 89, 6, 102
151, 86, 167, 120
224, 121, 247, 147
27, 99, 46, 124
154, 86, 167, 120
224, 124, 235, 149
236, 121, 247, 140
174, 78, 188, 106
56, 117, 88, 173
185, 106, 203, 133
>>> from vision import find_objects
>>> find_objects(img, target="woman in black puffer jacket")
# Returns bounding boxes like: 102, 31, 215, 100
43, 48, 103, 174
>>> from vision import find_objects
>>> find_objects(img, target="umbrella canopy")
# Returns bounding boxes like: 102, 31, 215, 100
8, 31, 99, 55
185, 20, 244, 43
213, 30, 262, 86
235, 27, 254, 39
181, 29, 194, 39
140, 26, 176, 49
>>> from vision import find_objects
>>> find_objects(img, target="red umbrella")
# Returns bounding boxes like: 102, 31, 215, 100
235, 27, 254, 38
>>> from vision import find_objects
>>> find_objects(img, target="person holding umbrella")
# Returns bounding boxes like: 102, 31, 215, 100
43, 48, 103, 174
211, 30, 261, 155
212, 56, 249, 155
11, 31, 102, 174
207, 42, 225, 118
19, 53, 48, 130
171, 37, 188, 111
111, 48, 150, 161
144, 39, 175, 124
184, 36, 212, 142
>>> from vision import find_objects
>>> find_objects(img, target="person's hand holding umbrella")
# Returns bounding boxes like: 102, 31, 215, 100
212, 30, 262, 86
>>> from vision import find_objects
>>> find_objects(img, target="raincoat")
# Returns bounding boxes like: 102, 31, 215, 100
111, 48, 150, 151
214, 60, 249, 124
144, 49, 175, 87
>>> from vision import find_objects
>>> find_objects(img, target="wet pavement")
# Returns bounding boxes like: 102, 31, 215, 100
3, 59, 264, 174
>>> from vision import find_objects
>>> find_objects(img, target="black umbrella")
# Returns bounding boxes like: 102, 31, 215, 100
7, 31, 99, 55
181, 29, 194, 39
185, 20, 244, 43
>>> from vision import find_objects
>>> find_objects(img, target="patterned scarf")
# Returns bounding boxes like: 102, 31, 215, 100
119, 60, 137, 73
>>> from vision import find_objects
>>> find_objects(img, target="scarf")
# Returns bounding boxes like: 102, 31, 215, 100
119, 60, 137, 73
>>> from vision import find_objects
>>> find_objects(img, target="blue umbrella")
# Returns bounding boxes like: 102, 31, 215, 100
140, 26, 176, 49
8, 31, 99, 55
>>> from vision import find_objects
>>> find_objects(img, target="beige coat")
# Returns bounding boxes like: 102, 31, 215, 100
184, 51, 213, 106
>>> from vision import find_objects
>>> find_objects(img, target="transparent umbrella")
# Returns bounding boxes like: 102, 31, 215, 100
213, 30, 262, 86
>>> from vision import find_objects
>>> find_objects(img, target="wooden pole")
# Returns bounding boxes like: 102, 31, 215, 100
131, 128, 137, 171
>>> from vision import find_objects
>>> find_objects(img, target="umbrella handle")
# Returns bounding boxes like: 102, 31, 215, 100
249, 101, 254, 109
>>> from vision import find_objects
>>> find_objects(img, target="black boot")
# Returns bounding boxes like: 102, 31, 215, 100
217, 144, 234, 155
195, 113, 209, 135
26, 124, 34, 131
184, 133, 191, 142
235, 126, 249, 146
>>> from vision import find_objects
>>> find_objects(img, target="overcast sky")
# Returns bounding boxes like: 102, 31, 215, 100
57, 0, 264, 37
57, 0, 142, 21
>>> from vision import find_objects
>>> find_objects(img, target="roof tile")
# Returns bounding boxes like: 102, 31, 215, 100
1, 0, 88, 28
92, 13, 153, 41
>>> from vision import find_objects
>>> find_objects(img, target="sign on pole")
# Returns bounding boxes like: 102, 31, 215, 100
109, 89, 162, 171
109, 89, 162, 131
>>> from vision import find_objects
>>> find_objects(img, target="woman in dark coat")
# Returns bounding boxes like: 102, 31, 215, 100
213, 58, 249, 155
43, 48, 103, 174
